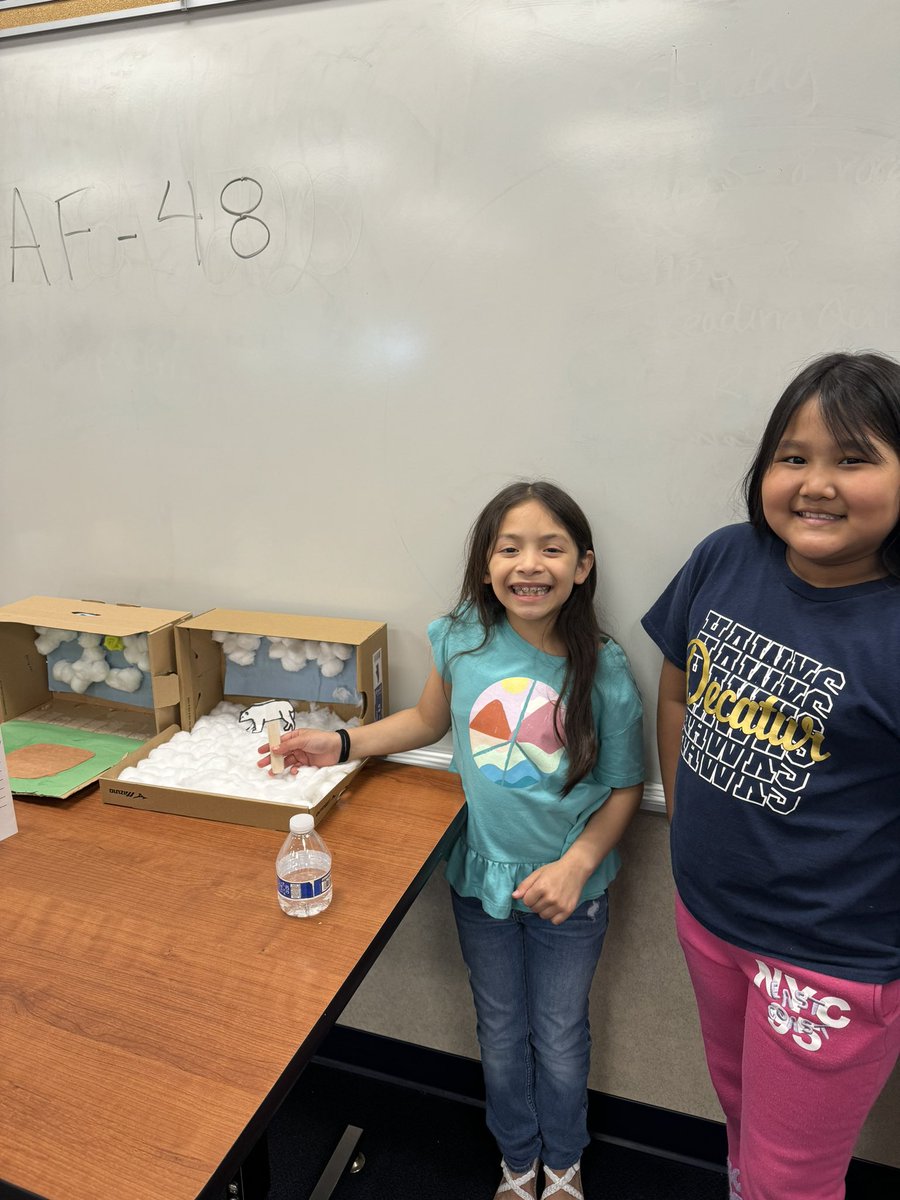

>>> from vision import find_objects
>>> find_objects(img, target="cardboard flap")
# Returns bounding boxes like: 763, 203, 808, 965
182, 608, 385, 644
151, 673, 182, 709
0, 596, 191, 637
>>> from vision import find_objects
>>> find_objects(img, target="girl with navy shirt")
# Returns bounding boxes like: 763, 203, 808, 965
643, 353, 900, 1200
264, 481, 644, 1200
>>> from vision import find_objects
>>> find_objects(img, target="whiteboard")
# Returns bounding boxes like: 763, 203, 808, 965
2, 0, 899, 774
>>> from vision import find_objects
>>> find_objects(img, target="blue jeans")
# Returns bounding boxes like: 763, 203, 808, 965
451, 887, 610, 1171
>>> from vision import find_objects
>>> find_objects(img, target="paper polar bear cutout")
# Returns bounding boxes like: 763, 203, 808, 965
238, 699, 296, 735
238, 699, 297, 776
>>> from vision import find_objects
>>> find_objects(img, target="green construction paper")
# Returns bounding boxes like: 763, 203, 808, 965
2, 720, 145, 797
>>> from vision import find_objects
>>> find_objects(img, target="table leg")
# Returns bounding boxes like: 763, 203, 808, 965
307, 1125, 364, 1200
226, 1129, 271, 1200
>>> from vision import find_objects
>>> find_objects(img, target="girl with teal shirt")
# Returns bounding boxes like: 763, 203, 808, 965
263, 481, 644, 1200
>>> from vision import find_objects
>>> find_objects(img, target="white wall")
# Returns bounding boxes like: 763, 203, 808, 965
3, 0, 899, 773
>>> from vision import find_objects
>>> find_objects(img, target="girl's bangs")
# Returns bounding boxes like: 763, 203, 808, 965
817, 389, 890, 462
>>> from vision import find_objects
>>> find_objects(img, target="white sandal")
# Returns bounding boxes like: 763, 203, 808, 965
541, 1160, 583, 1200
496, 1158, 539, 1199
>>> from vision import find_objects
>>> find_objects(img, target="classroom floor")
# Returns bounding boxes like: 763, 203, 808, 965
255, 1061, 728, 1200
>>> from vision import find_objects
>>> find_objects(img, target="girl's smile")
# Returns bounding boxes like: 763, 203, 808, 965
485, 499, 594, 649
761, 397, 900, 587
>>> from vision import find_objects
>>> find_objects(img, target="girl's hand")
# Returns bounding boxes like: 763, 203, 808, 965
257, 728, 342, 775
512, 859, 591, 925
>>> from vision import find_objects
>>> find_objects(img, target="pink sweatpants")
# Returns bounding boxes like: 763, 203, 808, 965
675, 893, 900, 1200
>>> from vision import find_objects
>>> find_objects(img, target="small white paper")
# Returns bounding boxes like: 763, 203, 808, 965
0, 729, 17, 842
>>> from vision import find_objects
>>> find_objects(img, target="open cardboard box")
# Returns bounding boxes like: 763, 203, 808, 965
0, 595, 189, 798
101, 608, 388, 830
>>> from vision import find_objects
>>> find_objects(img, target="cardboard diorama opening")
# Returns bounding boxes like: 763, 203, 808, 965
0, 597, 189, 798
100, 608, 389, 831
176, 609, 387, 731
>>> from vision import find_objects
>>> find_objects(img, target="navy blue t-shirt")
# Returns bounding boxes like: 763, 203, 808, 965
642, 522, 900, 983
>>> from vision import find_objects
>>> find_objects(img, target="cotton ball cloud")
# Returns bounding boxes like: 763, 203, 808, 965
122, 633, 150, 672
265, 637, 352, 677
212, 631, 261, 666
268, 636, 310, 672
107, 667, 143, 693
34, 627, 78, 655
52, 639, 111, 694
316, 641, 352, 678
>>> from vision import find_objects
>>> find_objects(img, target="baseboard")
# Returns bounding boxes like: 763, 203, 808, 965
314, 1026, 900, 1196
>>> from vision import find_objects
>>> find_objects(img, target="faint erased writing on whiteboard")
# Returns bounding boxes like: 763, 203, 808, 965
7, 164, 363, 291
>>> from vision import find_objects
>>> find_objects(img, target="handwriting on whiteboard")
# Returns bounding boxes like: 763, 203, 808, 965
7, 165, 363, 290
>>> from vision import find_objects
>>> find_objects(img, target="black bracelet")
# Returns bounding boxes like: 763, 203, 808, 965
336, 727, 351, 764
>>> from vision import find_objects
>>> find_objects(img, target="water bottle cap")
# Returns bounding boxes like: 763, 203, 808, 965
289, 813, 315, 834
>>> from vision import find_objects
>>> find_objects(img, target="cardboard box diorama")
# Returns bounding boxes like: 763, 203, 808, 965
0, 595, 189, 799
101, 608, 388, 831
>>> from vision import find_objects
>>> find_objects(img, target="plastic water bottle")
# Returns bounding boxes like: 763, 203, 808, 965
276, 813, 333, 917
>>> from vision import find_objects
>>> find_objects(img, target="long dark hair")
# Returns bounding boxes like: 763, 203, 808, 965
743, 352, 900, 578
449, 480, 604, 795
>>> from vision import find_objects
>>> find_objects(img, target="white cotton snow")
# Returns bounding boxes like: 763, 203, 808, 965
117, 701, 360, 808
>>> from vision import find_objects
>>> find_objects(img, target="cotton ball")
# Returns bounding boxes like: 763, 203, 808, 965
52, 660, 75, 685
123, 634, 150, 671
66, 672, 92, 694
77, 632, 103, 649
202, 775, 233, 796
34, 627, 78, 655
211, 631, 228, 644
83, 657, 110, 684
50, 644, 107, 693
69, 644, 110, 688
268, 636, 307, 664
107, 667, 143, 693
331, 643, 352, 661
215, 631, 261, 665
320, 658, 343, 678
276, 637, 310, 670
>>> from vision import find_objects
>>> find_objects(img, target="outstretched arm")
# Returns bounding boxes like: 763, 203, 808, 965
512, 783, 644, 925
656, 658, 686, 821
258, 666, 452, 774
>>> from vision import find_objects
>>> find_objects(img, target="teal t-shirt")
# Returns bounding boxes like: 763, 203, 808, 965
428, 613, 644, 919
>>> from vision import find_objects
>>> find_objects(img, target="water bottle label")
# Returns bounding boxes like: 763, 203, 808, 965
277, 870, 331, 901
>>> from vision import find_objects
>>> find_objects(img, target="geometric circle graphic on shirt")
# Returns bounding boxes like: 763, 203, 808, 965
468, 677, 566, 788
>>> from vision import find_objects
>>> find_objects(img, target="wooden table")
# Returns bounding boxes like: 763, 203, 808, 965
0, 761, 465, 1200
